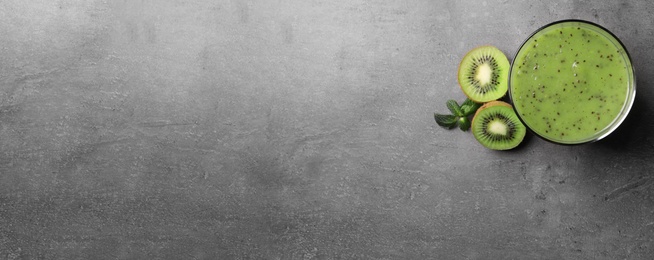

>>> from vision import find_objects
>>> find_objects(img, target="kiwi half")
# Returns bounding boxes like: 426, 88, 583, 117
471, 101, 526, 150
458, 46, 510, 103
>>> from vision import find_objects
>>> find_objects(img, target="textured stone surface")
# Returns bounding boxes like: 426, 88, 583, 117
1, 0, 654, 259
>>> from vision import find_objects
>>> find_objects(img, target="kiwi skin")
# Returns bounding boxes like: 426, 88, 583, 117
457, 46, 510, 103
471, 101, 525, 150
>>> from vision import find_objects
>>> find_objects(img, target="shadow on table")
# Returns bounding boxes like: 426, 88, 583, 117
580, 93, 653, 202
593, 91, 653, 154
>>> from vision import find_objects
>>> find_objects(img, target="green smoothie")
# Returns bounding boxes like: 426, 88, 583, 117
510, 20, 635, 144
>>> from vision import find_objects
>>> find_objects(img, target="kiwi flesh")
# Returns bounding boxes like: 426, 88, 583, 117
458, 46, 510, 103
471, 101, 525, 150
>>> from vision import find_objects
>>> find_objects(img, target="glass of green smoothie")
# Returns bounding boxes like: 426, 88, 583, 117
509, 20, 635, 144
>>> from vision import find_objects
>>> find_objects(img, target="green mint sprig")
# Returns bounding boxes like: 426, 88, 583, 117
434, 98, 481, 131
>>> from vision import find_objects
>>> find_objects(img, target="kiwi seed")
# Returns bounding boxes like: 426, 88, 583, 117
457, 46, 510, 103
471, 101, 526, 150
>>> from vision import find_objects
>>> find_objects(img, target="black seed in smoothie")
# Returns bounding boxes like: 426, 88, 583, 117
609, 74, 612, 77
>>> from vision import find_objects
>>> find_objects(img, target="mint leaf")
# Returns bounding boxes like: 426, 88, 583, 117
446, 100, 464, 117
458, 116, 471, 131
460, 98, 482, 116
460, 98, 475, 109
434, 114, 457, 129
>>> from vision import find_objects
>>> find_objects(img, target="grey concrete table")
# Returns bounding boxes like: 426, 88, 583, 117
1, 0, 653, 259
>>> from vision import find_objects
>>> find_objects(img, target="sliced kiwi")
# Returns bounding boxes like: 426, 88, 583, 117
471, 101, 526, 150
458, 46, 510, 103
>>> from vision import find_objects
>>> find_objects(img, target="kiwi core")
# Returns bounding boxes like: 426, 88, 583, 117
510, 21, 634, 144
488, 120, 508, 135
476, 63, 492, 86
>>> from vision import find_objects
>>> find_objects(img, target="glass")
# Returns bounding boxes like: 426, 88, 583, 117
508, 20, 635, 144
